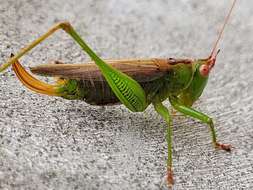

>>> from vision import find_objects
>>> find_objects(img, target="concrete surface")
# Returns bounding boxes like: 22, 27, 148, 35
0, 0, 253, 189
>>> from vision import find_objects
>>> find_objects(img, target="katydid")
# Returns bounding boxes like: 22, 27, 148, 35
0, 0, 237, 186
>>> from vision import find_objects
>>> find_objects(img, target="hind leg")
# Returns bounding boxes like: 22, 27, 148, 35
1, 22, 147, 112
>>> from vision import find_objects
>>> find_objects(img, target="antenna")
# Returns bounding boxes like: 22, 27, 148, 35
210, 0, 237, 58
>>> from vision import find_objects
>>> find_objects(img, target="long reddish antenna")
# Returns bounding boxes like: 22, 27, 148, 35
210, 0, 237, 58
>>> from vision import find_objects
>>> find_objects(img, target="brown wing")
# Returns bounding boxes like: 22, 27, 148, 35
30, 58, 192, 82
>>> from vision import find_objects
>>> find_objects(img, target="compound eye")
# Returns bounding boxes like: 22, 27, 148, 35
199, 64, 210, 77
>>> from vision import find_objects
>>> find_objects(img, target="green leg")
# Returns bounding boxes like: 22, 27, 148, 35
169, 96, 232, 151
153, 97, 174, 186
0, 22, 147, 112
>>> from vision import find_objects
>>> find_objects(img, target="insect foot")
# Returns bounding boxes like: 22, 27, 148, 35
215, 142, 233, 152
167, 167, 174, 187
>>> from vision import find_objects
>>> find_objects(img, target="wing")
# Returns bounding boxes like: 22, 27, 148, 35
30, 58, 175, 83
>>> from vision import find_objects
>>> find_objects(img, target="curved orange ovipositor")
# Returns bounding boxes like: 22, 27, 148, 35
12, 59, 60, 96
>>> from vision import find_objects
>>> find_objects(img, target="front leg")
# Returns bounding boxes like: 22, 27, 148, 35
0, 22, 147, 112
169, 96, 232, 151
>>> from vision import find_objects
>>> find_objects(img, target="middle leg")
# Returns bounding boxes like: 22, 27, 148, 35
153, 96, 174, 186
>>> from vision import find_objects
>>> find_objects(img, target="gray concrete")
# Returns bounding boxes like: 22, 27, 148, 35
0, 0, 252, 189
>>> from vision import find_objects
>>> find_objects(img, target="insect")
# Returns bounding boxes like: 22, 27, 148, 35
0, 0, 237, 187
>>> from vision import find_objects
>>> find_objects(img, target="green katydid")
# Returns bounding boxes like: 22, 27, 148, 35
0, 0, 237, 186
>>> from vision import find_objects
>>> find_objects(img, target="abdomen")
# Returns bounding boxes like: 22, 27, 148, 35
79, 78, 161, 105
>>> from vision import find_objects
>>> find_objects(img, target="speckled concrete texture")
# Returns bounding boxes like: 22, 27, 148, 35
0, 0, 253, 189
